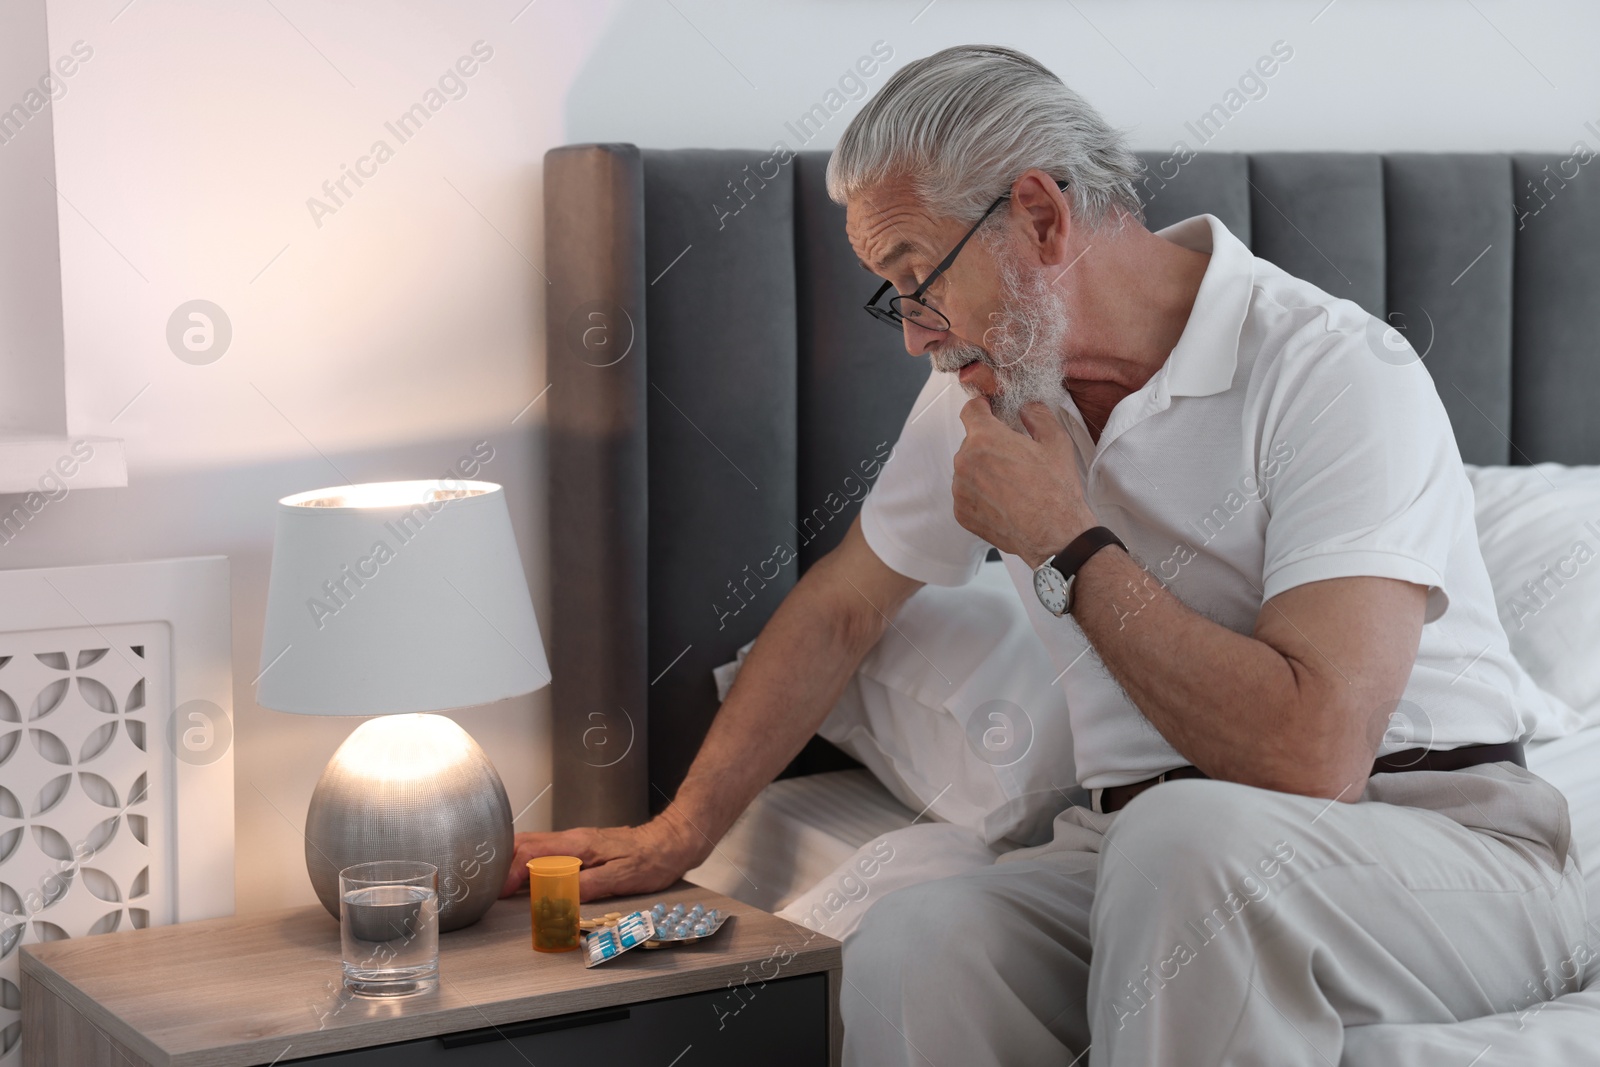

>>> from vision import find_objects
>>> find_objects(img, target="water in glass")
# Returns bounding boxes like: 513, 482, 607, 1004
339, 862, 439, 996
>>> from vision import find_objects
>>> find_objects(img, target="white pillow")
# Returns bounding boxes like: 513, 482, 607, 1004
714, 561, 1084, 847
1466, 463, 1600, 731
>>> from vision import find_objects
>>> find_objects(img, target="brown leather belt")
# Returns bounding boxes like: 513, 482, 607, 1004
1092, 741, 1527, 814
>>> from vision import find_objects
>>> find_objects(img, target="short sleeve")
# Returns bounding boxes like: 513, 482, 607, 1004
1258, 327, 1472, 623
859, 370, 990, 586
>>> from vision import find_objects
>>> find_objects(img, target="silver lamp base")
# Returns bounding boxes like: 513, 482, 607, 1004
305, 713, 514, 932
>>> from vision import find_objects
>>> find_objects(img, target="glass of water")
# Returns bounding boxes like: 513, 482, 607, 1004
339, 860, 440, 997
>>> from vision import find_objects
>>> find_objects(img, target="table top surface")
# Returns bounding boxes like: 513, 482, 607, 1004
22, 882, 840, 1067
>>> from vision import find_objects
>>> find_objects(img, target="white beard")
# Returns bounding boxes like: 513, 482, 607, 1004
928, 240, 1072, 431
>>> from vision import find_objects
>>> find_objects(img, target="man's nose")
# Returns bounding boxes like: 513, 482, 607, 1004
902, 319, 943, 358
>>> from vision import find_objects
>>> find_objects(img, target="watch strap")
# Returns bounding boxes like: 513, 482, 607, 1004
1053, 526, 1125, 586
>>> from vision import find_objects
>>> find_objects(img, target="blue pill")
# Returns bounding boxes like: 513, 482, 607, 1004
674, 922, 691, 937
692, 921, 710, 936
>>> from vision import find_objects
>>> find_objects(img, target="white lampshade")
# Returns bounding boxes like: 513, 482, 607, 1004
257, 479, 549, 715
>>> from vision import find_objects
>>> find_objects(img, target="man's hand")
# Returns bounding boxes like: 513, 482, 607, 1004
953, 398, 1096, 566
498, 819, 702, 902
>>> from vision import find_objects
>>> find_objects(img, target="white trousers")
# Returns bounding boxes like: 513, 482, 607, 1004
841, 763, 1591, 1067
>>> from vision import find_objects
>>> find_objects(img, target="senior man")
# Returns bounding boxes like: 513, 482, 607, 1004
506, 46, 1588, 1065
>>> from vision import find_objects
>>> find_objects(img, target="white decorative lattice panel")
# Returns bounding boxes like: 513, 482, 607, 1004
0, 555, 233, 1066
0, 623, 172, 1061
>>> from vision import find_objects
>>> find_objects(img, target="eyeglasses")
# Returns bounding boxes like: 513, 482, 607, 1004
863, 179, 1069, 333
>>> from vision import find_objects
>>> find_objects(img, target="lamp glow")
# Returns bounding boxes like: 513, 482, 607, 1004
282, 479, 493, 510
329, 713, 475, 779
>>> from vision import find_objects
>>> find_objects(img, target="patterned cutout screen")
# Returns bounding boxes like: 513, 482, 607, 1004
0, 622, 171, 1063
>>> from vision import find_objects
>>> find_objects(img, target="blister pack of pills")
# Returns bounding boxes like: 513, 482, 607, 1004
581, 911, 656, 967
639, 900, 731, 947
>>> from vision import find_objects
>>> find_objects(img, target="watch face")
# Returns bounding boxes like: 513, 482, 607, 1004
1034, 565, 1069, 616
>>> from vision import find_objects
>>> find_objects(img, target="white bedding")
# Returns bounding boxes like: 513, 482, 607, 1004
686, 768, 921, 914
684, 767, 1010, 941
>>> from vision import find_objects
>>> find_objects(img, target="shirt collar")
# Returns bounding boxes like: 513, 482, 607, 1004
1153, 214, 1254, 399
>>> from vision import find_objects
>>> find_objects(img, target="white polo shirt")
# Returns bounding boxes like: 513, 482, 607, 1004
860, 213, 1540, 790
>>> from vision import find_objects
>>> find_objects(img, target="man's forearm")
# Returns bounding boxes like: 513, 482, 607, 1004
657, 566, 886, 864
1068, 546, 1357, 792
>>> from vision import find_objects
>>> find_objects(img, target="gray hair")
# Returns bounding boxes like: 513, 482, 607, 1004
827, 45, 1145, 231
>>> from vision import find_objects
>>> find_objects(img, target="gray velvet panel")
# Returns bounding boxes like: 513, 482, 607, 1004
545, 144, 651, 829
1383, 154, 1515, 466
1511, 152, 1600, 464
641, 150, 800, 807
794, 152, 927, 570
1248, 153, 1386, 318
1134, 151, 1252, 245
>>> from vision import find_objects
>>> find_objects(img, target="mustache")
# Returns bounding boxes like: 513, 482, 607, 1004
926, 326, 1038, 376
927, 303, 1047, 377
928, 340, 988, 375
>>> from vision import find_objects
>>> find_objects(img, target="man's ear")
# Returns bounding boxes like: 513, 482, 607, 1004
1009, 168, 1072, 267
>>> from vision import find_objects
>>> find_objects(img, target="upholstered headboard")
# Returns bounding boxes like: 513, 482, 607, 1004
543, 145, 1600, 829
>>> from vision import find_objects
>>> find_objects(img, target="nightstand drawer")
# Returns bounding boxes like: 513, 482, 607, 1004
292, 972, 829, 1066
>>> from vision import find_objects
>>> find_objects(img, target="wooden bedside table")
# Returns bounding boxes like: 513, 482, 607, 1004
21, 884, 842, 1066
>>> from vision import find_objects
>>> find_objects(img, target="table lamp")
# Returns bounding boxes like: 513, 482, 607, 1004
257, 479, 549, 931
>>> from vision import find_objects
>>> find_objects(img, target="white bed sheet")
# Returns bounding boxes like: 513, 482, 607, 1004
685, 768, 919, 914
685, 767, 1010, 942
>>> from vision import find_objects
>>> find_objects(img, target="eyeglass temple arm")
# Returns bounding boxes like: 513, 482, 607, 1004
909, 179, 1070, 301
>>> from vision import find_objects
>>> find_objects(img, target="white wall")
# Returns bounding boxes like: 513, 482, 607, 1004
4, 0, 1596, 916
0, 0, 68, 435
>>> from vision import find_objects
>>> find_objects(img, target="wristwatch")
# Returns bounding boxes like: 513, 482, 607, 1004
1032, 526, 1126, 617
